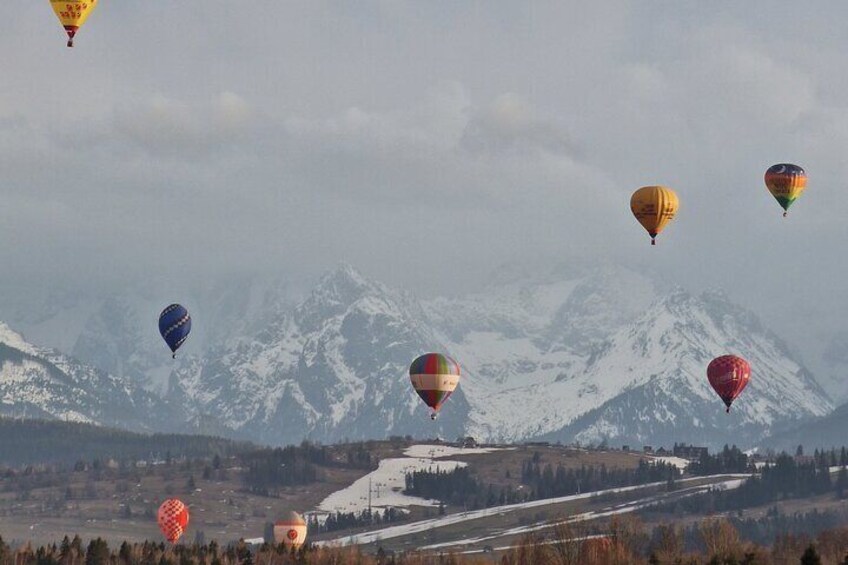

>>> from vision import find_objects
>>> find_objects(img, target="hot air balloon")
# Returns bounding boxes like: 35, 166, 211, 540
49, 0, 98, 47
630, 186, 679, 245
765, 164, 806, 217
159, 304, 191, 359
707, 355, 751, 413
157, 499, 189, 543
409, 353, 460, 420
273, 511, 308, 550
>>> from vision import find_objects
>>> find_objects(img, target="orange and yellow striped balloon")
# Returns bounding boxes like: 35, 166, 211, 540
50, 0, 98, 47
630, 185, 679, 245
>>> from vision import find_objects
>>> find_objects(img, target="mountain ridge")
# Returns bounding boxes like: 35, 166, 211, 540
0, 264, 832, 449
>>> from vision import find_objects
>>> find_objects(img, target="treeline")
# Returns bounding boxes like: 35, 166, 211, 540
688, 444, 751, 475
241, 441, 378, 495
521, 455, 679, 499
305, 507, 407, 534
404, 454, 679, 509
688, 444, 848, 477
404, 466, 520, 509
653, 452, 847, 515
642, 517, 848, 565
0, 417, 250, 467
660, 507, 848, 548
8, 517, 848, 564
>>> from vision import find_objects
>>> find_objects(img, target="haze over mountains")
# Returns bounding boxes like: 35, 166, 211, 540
0, 264, 837, 449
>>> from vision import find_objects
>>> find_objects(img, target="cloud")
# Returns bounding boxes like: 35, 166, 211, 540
2, 1, 848, 356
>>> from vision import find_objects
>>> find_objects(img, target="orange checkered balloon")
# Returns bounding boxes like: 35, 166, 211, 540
157, 499, 189, 543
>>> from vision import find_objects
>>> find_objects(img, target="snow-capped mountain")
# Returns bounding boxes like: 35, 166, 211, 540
169, 265, 470, 445
424, 266, 831, 446
0, 322, 177, 431
534, 289, 831, 447
0, 264, 833, 449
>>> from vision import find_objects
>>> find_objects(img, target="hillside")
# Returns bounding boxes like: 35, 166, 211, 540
759, 402, 848, 451
0, 418, 251, 467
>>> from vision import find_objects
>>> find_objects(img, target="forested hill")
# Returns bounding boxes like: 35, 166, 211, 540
760, 401, 848, 451
0, 418, 252, 466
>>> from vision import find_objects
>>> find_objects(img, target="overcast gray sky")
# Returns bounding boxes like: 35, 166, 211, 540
2, 2, 848, 358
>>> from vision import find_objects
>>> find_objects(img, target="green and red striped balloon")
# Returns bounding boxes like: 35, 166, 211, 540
409, 353, 461, 420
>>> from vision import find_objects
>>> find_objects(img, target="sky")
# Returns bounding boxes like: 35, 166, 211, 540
2, 2, 848, 367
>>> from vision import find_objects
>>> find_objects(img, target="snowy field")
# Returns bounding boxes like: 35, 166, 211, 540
651, 456, 690, 470
314, 444, 512, 518
418, 477, 747, 551
316, 474, 749, 547
402, 444, 513, 459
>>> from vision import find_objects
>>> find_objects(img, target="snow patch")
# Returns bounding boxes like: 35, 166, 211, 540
316, 456, 466, 516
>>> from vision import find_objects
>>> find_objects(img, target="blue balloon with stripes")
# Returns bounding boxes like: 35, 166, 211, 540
158, 304, 192, 359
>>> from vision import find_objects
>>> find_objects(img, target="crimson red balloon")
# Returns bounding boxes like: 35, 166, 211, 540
707, 355, 751, 413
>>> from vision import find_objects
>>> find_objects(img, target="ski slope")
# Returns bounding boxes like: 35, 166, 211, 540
315, 444, 513, 517
316, 473, 749, 547
418, 478, 746, 551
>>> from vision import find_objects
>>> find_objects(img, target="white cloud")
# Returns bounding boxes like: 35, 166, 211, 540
1, 1, 848, 353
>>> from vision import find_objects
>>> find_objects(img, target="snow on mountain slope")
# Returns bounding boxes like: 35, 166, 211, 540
0, 322, 177, 431
0, 264, 831, 449
171, 265, 470, 445
426, 265, 659, 441
427, 267, 829, 447
537, 289, 832, 446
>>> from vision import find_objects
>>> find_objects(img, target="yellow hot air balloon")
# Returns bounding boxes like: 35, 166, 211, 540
274, 511, 308, 550
630, 185, 679, 245
50, 0, 98, 47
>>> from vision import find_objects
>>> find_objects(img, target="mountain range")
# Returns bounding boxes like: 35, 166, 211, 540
0, 264, 835, 449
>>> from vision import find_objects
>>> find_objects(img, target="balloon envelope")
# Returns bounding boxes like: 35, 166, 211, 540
630, 186, 679, 245
274, 511, 307, 549
159, 304, 192, 357
157, 499, 189, 543
707, 355, 751, 412
765, 164, 806, 216
49, 0, 98, 47
409, 353, 460, 416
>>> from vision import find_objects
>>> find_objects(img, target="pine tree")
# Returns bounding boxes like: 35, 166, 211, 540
84, 538, 110, 565
118, 541, 132, 565
0, 536, 9, 565
800, 544, 822, 565
59, 536, 71, 562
